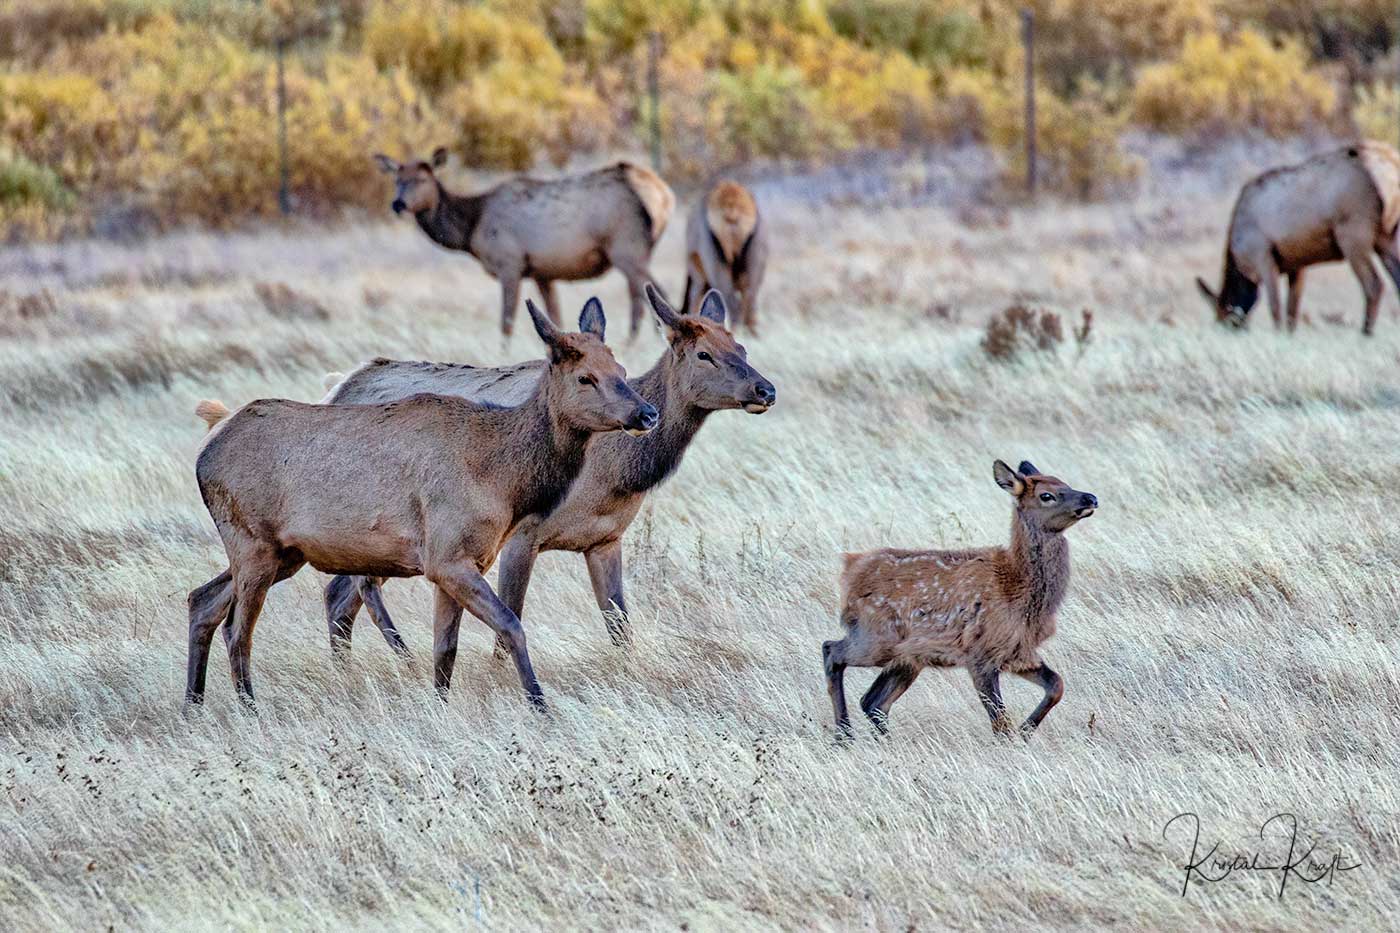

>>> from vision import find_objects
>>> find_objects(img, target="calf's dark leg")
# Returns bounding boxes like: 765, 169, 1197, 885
1013, 663, 1064, 737
860, 663, 920, 735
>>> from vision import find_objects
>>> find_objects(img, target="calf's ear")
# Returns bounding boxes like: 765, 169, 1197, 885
430, 146, 449, 168
372, 153, 399, 174
1017, 460, 1041, 477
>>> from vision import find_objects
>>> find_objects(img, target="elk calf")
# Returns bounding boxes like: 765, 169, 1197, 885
682, 181, 767, 333
823, 460, 1097, 740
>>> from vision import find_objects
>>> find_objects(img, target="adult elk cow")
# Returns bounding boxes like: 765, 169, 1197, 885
185, 299, 656, 712
681, 180, 768, 333
1197, 141, 1400, 336
375, 148, 675, 341
321, 287, 776, 660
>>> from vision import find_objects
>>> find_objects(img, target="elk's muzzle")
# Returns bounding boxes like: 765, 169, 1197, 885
625, 403, 660, 437
744, 378, 777, 414
391, 199, 407, 215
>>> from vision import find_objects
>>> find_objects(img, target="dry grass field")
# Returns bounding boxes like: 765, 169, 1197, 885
2, 148, 1398, 930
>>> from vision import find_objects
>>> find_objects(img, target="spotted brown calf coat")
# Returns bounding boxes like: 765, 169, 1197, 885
823, 460, 1097, 739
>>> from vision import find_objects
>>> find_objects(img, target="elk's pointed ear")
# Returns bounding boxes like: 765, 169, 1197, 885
527, 299, 560, 347
646, 282, 682, 331
430, 146, 449, 168
373, 153, 399, 174
697, 289, 727, 324
1196, 276, 1218, 305
578, 297, 606, 339
1017, 460, 1041, 477
993, 459, 1025, 496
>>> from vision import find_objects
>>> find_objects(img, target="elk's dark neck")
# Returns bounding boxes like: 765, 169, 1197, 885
601, 353, 710, 495
1009, 511, 1071, 622
1220, 249, 1259, 312
415, 183, 484, 254
498, 380, 590, 520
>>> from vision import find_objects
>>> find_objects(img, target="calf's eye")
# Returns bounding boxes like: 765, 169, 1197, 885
697, 351, 713, 363
1039, 492, 1056, 502
578, 375, 596, 387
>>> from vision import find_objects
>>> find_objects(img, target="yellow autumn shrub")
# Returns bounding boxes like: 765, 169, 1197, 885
1353, 83, 1399, 147
1132, 30, 1336, 137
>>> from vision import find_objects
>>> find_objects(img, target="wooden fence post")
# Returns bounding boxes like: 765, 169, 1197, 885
647, 31, 662, 172
1022, 9, 1037, 198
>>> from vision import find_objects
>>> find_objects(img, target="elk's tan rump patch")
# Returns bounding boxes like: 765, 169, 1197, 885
621, 163, 676, 244
705, 181, 758, 263
1357, 141, 1400, 236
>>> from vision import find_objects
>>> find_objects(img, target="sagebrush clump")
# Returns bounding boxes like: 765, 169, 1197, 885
982, 303, 1065, 360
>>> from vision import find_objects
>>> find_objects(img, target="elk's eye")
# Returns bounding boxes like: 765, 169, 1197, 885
578, 375, 596, 387
1039, 492, 1056, 503
697, 351, 714, 363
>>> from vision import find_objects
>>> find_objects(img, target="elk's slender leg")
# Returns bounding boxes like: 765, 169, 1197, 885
429, 586, 463, 699
324, 574, 364, 659
610, 254, 656, 341
823, 639, 853, 740
584, 540, 630, 647
1261, 259, 1283, 330
536, 278, 561, 327
738, 284, 758, 335
225, 555, 292, 708
491, 532, 539, 663
1285, 269, 1305, 333
499, 272, 523, 339
859, 663, 920, 735
1012, 663, 1064, 736
1345, 245, 1383, 336
1375, 245, 1400, 314
970, 665, 1013, 736
432, 563, 545, 708
359, 578, 410, 659
186, 570, 233, 705
680, 272, 697, 315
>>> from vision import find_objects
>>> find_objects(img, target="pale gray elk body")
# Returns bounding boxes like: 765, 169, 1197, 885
185, 299, 657, 710
1197, 141, 1400, 335
322, 287, 777, 659
823, 461, 1097, 740
376, 148, 675, 339
681, 180, 768, 333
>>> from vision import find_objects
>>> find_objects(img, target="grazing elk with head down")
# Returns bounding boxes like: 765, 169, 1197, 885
682, 180, 767, 333
1198, 141, 1400, 336
185, 298, 656, 711
319, 286, 776, 659
375, 147, 675, 340
823, 460, 1096, 740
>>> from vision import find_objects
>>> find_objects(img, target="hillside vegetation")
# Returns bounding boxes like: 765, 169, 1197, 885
1, 0, 1395, 235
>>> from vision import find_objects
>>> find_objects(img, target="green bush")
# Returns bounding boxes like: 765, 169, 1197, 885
0, 153, 74, 209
